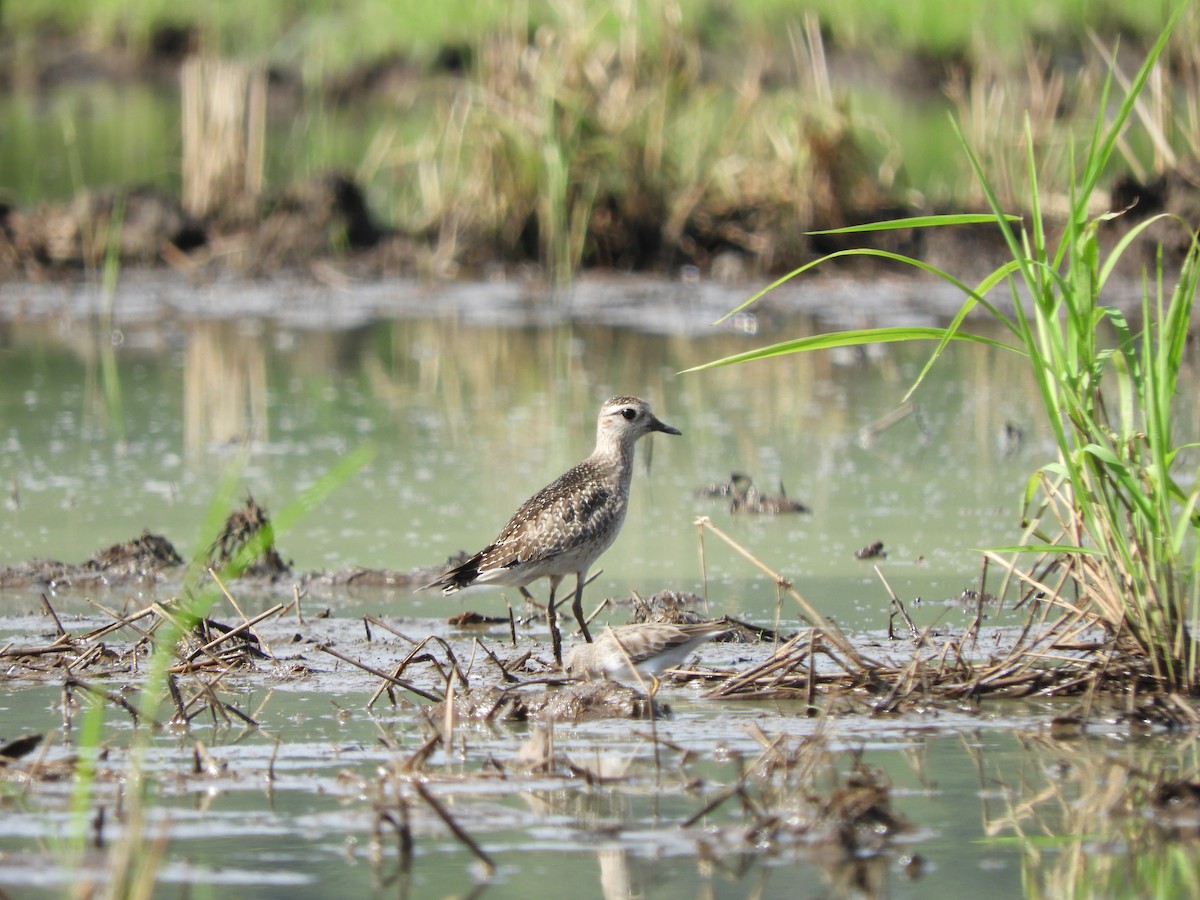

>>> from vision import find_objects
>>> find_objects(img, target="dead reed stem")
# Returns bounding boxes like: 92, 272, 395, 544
317, 644, 443, 703
39, 592, 67, 637
184, 602, 283, 663
693, 516, 871, 667
181, 56, 266, 219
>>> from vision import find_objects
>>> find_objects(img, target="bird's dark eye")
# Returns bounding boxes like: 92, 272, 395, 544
621, 408, 637, 421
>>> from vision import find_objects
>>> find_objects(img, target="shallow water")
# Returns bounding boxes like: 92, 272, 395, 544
1, 274, 1198, 897
0, 275, 1062, 630
2, 610, 1195, 899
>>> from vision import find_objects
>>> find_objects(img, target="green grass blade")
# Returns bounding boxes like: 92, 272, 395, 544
901, 258, 1026, 400
1080, 3, 1185, 206
808, 213, 1021, 234
1096, 214, 1177, 290
714, 248, 1013, 325
680, 327, 1019, 373
979, 544, 1102, 556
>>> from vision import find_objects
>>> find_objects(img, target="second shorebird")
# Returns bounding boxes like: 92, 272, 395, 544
427, 396, 681, 665
566, 620, 729, 684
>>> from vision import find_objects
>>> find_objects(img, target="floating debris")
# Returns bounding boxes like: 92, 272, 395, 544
695, 472, 752, 497
998, 420, 1024, 456
730, 480, 810, 514
955, 588, 998, 607
854, 541, 886, 560
698, 473, 811, 514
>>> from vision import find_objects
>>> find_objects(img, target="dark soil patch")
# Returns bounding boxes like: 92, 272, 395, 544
2, 166, 1193, 286
0, 528, 184, 591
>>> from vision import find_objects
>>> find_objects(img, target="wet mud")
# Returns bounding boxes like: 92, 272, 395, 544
3, 524, 1199, 897
5, 168, 1198, 287
1, 419, 1198, 893
0, 529, 184, 591
0, 497, 442, 593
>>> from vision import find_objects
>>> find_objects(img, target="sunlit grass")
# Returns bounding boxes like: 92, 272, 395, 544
6, 0, 1175, 78
374, 3, 893, 280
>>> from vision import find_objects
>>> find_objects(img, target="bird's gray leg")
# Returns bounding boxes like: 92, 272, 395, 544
546, 577, 563, 667
571, 571, 592, 643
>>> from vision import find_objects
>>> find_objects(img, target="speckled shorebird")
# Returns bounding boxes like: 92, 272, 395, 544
426, 396, 681, 665
565, 620, 729, 683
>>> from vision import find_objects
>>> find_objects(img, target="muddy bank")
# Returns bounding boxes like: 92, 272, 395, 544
0, 249, 1167, 343
0, 497, 444, 594
3, 167, 1196, 288
4, 15, 1195, 291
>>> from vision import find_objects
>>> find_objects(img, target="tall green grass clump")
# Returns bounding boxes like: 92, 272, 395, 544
689, 3, 1200, 692
391, 1, 889, 283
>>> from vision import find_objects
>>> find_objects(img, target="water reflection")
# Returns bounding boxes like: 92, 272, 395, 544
4, 286, 1200, 900
2, 303, 1198, 629
183, 321, 268, 451
3, 608, 1200, 897
979, 730, 1200, 897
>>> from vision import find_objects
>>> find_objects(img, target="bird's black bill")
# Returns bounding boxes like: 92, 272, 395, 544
650, 416, 682, 436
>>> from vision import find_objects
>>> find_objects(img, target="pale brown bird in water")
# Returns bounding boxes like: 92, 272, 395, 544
566, 620, 729, 683
425, 396, 681, 665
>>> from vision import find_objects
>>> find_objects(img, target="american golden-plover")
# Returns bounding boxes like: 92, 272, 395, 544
427, 396, 681, 664
565, 620, 729, 682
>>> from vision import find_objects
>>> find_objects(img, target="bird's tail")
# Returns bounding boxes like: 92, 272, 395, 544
421, 553, 482, 594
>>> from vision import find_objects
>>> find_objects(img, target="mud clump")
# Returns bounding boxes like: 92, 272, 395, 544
206, 496, 291, 578
91, 529, 185, 575
0, 528, 184, 590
